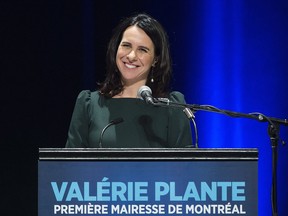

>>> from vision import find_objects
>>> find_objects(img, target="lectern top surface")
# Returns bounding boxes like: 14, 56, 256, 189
39, 148, 258, 161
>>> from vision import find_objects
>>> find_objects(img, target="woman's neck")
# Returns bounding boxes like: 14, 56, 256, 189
113, 83, 144, 98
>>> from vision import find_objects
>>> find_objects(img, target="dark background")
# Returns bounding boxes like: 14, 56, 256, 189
2, 0, 288, 215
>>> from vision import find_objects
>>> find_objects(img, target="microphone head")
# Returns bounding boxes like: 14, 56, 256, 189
137, 85, 152, 99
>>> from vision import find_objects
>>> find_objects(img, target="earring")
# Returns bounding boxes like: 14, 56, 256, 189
150, 67, 154, 83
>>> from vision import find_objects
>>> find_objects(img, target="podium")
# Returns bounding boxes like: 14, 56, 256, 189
38, 148, 258, 215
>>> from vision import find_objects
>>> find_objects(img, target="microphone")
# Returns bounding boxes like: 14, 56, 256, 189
137, 86, 155, 105
99, 118, 124, 148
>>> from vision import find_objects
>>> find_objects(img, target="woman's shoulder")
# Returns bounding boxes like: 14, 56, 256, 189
74, 90, 105, 107
169, 91, 187, 103
76, 90, 101, 100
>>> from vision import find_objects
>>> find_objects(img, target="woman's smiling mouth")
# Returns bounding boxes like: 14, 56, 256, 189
124, 62, 138, 69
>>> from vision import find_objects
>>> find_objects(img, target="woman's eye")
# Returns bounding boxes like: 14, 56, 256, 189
121, 44, 131, 48
139, 48, 148, 53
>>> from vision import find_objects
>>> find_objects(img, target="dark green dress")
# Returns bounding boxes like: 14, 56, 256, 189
65, 90, 193, 148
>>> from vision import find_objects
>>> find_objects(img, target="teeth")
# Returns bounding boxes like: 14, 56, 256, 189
125, 63, 137, 69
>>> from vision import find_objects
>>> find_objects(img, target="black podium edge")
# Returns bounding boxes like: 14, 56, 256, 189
39, 148, 258, 161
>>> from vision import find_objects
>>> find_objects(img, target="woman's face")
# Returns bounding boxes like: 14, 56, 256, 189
116, 25, 156, 86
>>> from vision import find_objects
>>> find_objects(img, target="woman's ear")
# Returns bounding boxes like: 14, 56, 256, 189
152, 58, 158, 67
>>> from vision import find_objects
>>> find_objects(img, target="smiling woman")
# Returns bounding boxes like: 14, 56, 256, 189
99, 13, 172, 98
115, 25, 156, 94
65, 13, 193, 148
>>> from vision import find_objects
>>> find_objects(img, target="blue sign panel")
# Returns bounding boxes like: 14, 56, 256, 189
38, 160, 257, 215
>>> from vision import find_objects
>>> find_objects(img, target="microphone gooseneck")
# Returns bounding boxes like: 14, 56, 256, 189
99, 118, 124, 148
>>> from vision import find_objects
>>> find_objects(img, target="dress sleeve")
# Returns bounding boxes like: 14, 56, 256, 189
65, 90, 91, 148
168, 91, 193, 148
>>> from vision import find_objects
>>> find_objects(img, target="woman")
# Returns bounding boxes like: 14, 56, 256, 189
66, 13, 192, 148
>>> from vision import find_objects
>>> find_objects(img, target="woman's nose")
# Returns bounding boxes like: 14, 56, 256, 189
126, 50, 138, 60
